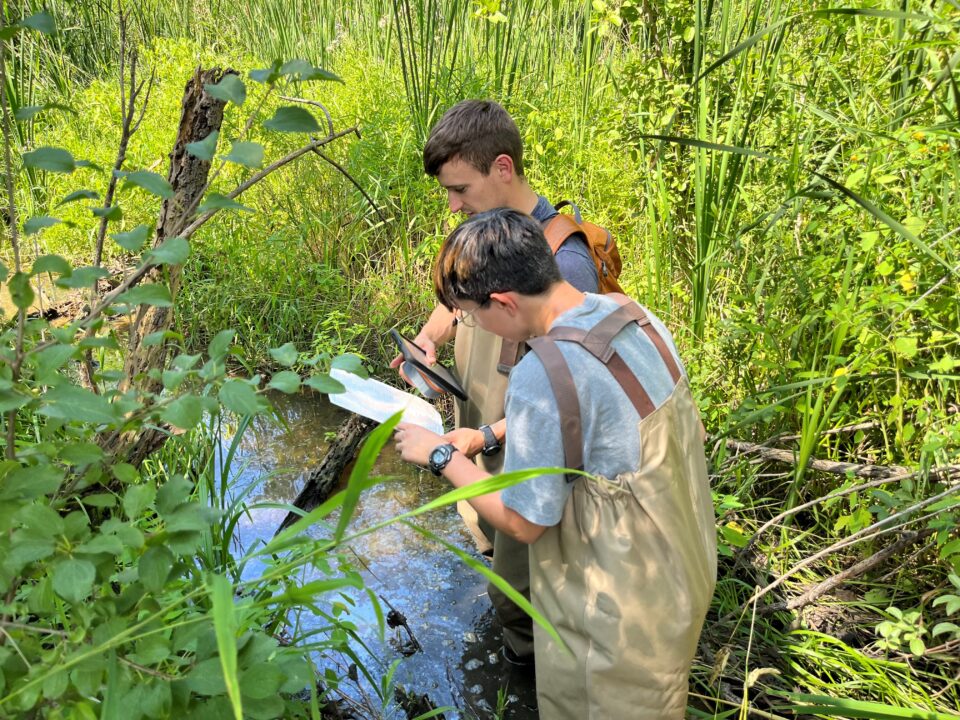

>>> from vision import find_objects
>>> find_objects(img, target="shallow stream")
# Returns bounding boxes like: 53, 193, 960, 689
222, 390, 538, 719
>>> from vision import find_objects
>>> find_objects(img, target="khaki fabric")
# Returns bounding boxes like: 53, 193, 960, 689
530, 378, 716, 720
454, 324, 535, 658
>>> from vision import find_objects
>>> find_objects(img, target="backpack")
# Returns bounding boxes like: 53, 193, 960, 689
543, 200, 624, 295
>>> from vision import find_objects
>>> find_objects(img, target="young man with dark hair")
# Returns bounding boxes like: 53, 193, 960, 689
393, 99, 598, 665
394, 208, 716, 719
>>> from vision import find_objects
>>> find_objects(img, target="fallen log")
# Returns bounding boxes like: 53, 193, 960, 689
275, 414, 376, 534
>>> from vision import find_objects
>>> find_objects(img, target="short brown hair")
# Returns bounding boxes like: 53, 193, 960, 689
423, 100, 525, 177
433, 208, 560, 309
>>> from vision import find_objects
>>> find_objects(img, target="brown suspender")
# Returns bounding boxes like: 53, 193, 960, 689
525, 295, 682, 481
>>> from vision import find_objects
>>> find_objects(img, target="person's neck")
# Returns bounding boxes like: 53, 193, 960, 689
505, 181, 541, 216
525, 282, 586, 336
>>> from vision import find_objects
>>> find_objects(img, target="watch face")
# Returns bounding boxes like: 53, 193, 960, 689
428, 443, 456, 476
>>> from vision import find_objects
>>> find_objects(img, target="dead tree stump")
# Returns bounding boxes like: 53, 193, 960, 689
121, 67, 232, 394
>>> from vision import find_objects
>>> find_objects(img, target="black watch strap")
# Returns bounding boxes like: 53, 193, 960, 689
479, 424, 501, 456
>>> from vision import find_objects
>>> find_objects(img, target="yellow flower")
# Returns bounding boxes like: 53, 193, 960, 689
898, 271, 916, 292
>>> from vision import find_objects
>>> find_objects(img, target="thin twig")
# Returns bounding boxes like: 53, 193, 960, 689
756, 529, 933, 616
737, 473, 960, 614
310, 147, 389, 226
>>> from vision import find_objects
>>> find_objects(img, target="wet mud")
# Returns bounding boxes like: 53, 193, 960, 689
223, 390, 538, 719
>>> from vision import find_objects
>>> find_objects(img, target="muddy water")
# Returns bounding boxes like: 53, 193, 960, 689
223, 390, 538, 719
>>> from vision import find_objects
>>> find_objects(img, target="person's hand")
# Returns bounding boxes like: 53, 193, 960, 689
393, 422, 444, 466
442, 427, 484, 459
389, 334, 438, 387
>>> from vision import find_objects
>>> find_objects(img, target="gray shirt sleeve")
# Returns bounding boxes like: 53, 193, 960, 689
555, 234, 599, 293
501, 384, 571, 527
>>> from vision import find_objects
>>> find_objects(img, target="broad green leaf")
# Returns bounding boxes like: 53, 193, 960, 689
162, 369, 187, 390
0, 389, 29, 413
123, 483, 155, 519
157, 476, 193, 515
52, 559, 96, 603
224, 141, 264, 169
268, 342, 298, 367
55, 265, 109, 289
39, 384, 118, 425
186, 130, 219, 161
239, 663, 285, 700
112, 224, 152, 252
9, 272, 35, 309
0, 26, 19, 40
33, 343, 77, 381
1, 465, 63, 500
22, 146, 75, 173
263, 106, 320, 133
304, 374, 345, 394
161, 395, 204, 430
58, 444, 104, 473
75, 534, 124, 556
23, 215, 61, 235
207, 573, 243, 719
185, 657, 226, 696
114, 284, 173, 308
0, 260, 7, 281
209, 329, 236, 361
204, 74, 246, 106
145, 236, 189, 265
82, 493, 116, 508
248, 61, 282, 84
92, 205, 122, 221
143, 330, 182, 347
120, 170, 174, 199
22, 11, 56, 34
331, 353, 367, 378
138, 545, 174, 593
197, 192, 252, 213
31, 254, 71, 276
267, 370, 300, 394
219, 379, 266, 416
57, 189, 99, 206
14, 102, 74, 121
113, 463, 140, 484
893, 336, 919, 359
932, 622, 960, 637
17, 504, 64, 536
279, 59, 342, 82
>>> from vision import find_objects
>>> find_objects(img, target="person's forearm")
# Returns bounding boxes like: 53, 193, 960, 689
418, 305, 457, 348
441, 453, 546, 544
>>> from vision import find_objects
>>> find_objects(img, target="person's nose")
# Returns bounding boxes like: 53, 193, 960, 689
447, 192, 463, 214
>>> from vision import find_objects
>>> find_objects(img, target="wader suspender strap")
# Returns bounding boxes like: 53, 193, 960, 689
526, 336, 584, 476
526, 296, 682, 481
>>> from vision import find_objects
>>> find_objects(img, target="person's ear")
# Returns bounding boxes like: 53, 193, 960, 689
490, 154, 515, 182
489, 291, 519, 314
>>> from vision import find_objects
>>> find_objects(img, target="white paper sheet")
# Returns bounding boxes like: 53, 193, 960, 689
328, 369, 444, 435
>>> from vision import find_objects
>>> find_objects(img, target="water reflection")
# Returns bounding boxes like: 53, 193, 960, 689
222, 390, 536, 719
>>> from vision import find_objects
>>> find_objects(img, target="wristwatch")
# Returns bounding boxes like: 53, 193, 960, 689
428, 443, 457, 476
479, 424, 502, 457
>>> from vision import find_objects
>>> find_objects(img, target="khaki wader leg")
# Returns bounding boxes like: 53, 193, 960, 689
454, 325, 535, 661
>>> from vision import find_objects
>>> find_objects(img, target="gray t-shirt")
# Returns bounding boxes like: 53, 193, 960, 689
531, 196, 599, 293
501, 293, 685, 527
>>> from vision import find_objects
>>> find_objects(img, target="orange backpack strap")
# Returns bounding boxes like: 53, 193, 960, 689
525, 336, 583, 479
542, 214, 583, 253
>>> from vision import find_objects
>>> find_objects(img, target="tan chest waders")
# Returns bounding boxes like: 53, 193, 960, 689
454, 324, 535, 659
526, 296, 717, 719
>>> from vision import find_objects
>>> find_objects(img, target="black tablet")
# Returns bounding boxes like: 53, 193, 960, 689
390, 329, 468, 401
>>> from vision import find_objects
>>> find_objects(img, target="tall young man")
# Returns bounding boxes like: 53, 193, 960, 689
393, 100, 598, 663
394, 209, 716, 719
